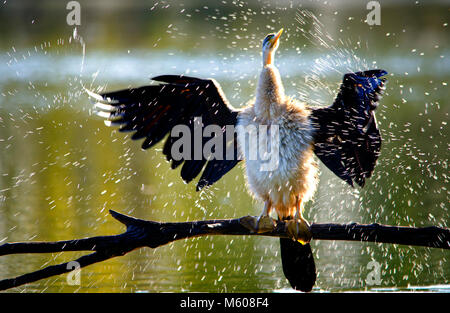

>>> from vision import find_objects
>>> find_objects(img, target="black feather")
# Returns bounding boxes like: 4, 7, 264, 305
310, 69, 387, 187
280, 238, 316, 292
94, 75, 241, 190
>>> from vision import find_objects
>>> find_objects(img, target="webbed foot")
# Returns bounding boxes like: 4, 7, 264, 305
240, 215, 275, 233
285, 218, 312, 245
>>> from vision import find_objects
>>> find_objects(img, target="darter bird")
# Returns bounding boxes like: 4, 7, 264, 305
87, 29, 387, 292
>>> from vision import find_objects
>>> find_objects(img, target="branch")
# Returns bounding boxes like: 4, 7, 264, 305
0, 210, 448, 290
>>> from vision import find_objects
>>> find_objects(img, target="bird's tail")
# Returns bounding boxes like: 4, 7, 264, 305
279, 237, 316, 292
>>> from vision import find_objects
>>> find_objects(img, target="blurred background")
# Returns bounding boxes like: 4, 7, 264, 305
0, 0, 448, 292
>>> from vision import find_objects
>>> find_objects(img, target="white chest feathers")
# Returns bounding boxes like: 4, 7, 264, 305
236, 100, 318, 211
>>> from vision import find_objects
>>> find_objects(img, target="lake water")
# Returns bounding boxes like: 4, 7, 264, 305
0, 1, 448, 292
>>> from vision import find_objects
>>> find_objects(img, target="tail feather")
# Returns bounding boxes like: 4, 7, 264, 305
279, 238, 316, 292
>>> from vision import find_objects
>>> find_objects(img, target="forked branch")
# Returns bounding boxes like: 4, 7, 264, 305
0, 210, 448, 290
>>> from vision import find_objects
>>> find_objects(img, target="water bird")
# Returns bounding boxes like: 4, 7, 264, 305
87, 28, 387, 292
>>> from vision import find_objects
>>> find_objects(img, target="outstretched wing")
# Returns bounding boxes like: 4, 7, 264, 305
87, 75, 241, 190
310, 69, 388, 187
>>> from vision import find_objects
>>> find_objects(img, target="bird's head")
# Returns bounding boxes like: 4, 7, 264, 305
262, 28, 283, 66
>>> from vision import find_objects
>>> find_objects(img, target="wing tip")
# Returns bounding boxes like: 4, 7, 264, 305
151, 74, 201, 84
85, 87, 120, 105
196, 180, 208, 191
343, 69, 388, 84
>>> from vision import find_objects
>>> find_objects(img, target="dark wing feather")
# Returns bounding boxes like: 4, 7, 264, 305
88, 75, 240, 190
310, 69, 387, 187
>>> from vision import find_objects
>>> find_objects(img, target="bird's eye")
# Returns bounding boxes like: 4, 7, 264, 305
263, 34, 275, 46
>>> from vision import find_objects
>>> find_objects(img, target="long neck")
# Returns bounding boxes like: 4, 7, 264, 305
254, 64, 286, 120
263, 48, 274, 67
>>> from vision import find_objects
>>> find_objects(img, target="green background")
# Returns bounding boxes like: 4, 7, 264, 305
0, 0, 448, 292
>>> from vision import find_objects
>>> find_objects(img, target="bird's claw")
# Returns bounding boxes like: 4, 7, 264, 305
240, 215, 275, 233
285, 218, 312, 245
256, 215, 276, 233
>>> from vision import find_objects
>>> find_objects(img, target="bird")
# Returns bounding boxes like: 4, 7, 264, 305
86, 28, 387, 292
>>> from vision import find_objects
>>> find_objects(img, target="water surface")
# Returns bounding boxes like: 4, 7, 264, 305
0, 1, 448, 292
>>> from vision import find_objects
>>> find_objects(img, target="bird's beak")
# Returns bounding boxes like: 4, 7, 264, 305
271, 28, 283, 47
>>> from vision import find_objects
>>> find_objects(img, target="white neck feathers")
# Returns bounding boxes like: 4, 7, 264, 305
254, 64, 286, 120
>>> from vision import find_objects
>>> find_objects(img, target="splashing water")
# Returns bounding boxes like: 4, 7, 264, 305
0, 2, 448, 292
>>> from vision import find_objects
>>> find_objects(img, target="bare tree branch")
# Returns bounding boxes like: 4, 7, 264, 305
0, 210, 448, 290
